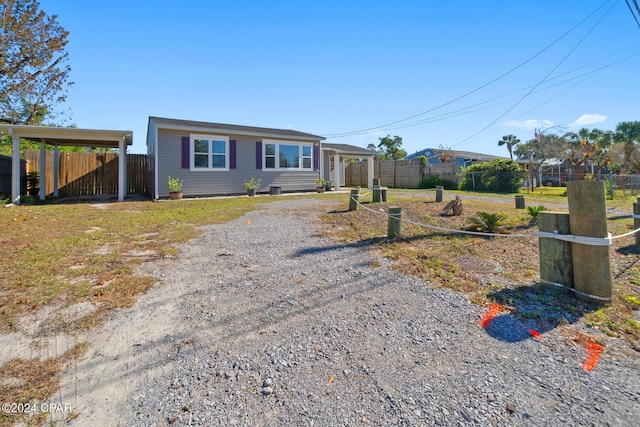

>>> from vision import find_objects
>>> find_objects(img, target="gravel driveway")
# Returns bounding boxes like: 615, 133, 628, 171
60, 198, 639, 426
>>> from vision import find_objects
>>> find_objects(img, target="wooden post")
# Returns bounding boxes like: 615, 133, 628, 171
387, 206, 402, 238
373, 177, 380, 187
515, 195, 525, 209
349, 188, 359, 211
538, 211, 573, 289
567, 181, 612, 304
381, 187, 388, 202
634, 196, 640, 249
435, 185, 444, 203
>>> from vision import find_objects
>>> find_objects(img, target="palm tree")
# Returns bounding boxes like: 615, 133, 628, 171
498, 135, 520, 160
615, 121, 640, 173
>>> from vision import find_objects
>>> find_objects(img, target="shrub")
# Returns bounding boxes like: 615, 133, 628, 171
419, 175, 456, 190
527, 205, 548, 219
458, 159, 526, 193
467, 211, 507, 233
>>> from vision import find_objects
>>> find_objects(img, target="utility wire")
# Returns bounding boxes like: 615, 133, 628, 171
448, 0, 618, 150
626, 0, 640, 28
323, 0, 616, 138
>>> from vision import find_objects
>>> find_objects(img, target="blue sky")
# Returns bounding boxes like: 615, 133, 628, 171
39, 0, 640, 156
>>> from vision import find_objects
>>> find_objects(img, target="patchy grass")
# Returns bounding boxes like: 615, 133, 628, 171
0, 192, 344, 422
0, 196, 273, 332
0, 342, 87, 427
322, 189, 640, 351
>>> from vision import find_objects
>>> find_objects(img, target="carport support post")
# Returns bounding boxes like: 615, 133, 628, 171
387, 206, 402, 238
118, 138, 126, 202
349, 188, 359, 211
11, 134, 20, 204
538, 211, 573, 289
634, 196, 640, 249
39, 140, 46, 200
567, 181, 612, 304
53, 143, 59, 197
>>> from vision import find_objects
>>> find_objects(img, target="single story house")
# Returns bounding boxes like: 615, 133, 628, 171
405, 148, 508, 169
147, 117, 325, 198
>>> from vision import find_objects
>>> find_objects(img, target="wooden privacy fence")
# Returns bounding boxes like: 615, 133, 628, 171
345, 159, 458, 188
24, 150, 148, 197
0, 155, 26, 196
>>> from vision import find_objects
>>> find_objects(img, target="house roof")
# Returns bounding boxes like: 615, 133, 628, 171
0, 124, 132, 148
321, 143, 378, 157
406, 148, 508, 162
149, 117, 325, 141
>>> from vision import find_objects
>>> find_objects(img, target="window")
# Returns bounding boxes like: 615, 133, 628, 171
191, 135, 229, 170
263, 140, 313, 170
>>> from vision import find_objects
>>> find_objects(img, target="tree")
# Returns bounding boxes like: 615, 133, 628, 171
377, 135, 407, 160
0, 0, 72, 124
614, 121, 640, 173
497, 134, 520, 160
563, 128, 611, 178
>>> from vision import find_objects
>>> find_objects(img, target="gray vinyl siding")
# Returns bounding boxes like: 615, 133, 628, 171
156, 129, 319, 197
146, 120, 157, 198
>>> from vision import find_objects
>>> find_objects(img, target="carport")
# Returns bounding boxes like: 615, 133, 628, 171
0, 124, 132, 204
321, 143, 377, 190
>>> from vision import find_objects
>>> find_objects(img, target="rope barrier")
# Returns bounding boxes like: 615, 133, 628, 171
349, 195, 640, 244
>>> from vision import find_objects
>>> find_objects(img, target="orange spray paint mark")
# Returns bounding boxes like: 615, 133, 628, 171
328, 375, 334, 383
480, 304, 502, 328
582, 341, 602, 371
529, 329, 543, 340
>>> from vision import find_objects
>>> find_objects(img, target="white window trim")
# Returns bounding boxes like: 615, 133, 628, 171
262, 139, 314, 171
190, 134, 229, 171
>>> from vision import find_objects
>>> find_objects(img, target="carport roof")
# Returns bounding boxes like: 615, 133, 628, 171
321, 143, 378, 157
0, 124, 133, 148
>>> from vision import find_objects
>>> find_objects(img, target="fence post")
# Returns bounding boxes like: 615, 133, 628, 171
349, 188, 359, 211
515, 195, 525, 209
634, 196, 640, 249
387, 206, 402, 238
539, 211, 573, 289
567, 181, 612, 304
435, 185, 444, 203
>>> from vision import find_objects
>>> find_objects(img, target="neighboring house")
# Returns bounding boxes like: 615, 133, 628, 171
405, 148, 509, 169
147, 117, 325, 198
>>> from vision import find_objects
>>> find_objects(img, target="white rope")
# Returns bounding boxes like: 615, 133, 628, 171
632, 214, 640, 219
536, 231, 612, 246
611, 227, 640, 240
350, 195, 640, 243
540, 280, 613, 302
351, 196, 534, 238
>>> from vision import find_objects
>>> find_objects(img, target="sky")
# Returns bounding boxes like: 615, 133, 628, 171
37, 0, 640, 156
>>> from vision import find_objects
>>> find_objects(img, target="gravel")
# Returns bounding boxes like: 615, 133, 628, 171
120, 198, 638, 426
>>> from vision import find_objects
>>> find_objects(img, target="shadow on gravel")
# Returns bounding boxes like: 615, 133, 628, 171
485, 283, 599, 343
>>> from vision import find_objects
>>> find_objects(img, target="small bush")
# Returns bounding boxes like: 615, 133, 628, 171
527, 205, 548, 219
419, 175, 456, 190
467, 211, 507, 233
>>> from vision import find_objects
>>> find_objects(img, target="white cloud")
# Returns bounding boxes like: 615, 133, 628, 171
502, 119, 554, 130
568, 114, 607, 128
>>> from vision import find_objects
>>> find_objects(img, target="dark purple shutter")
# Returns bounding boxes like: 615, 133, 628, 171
230, 140, 236, 169
313, 143, 320, 170
181, 136, 189, 168
256, 141, 262, 169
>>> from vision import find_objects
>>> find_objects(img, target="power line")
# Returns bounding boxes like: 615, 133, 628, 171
626, 0, 640, 28
448, 0, 618, 150
326, 45, 639, 138
322, 0, 617, 138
